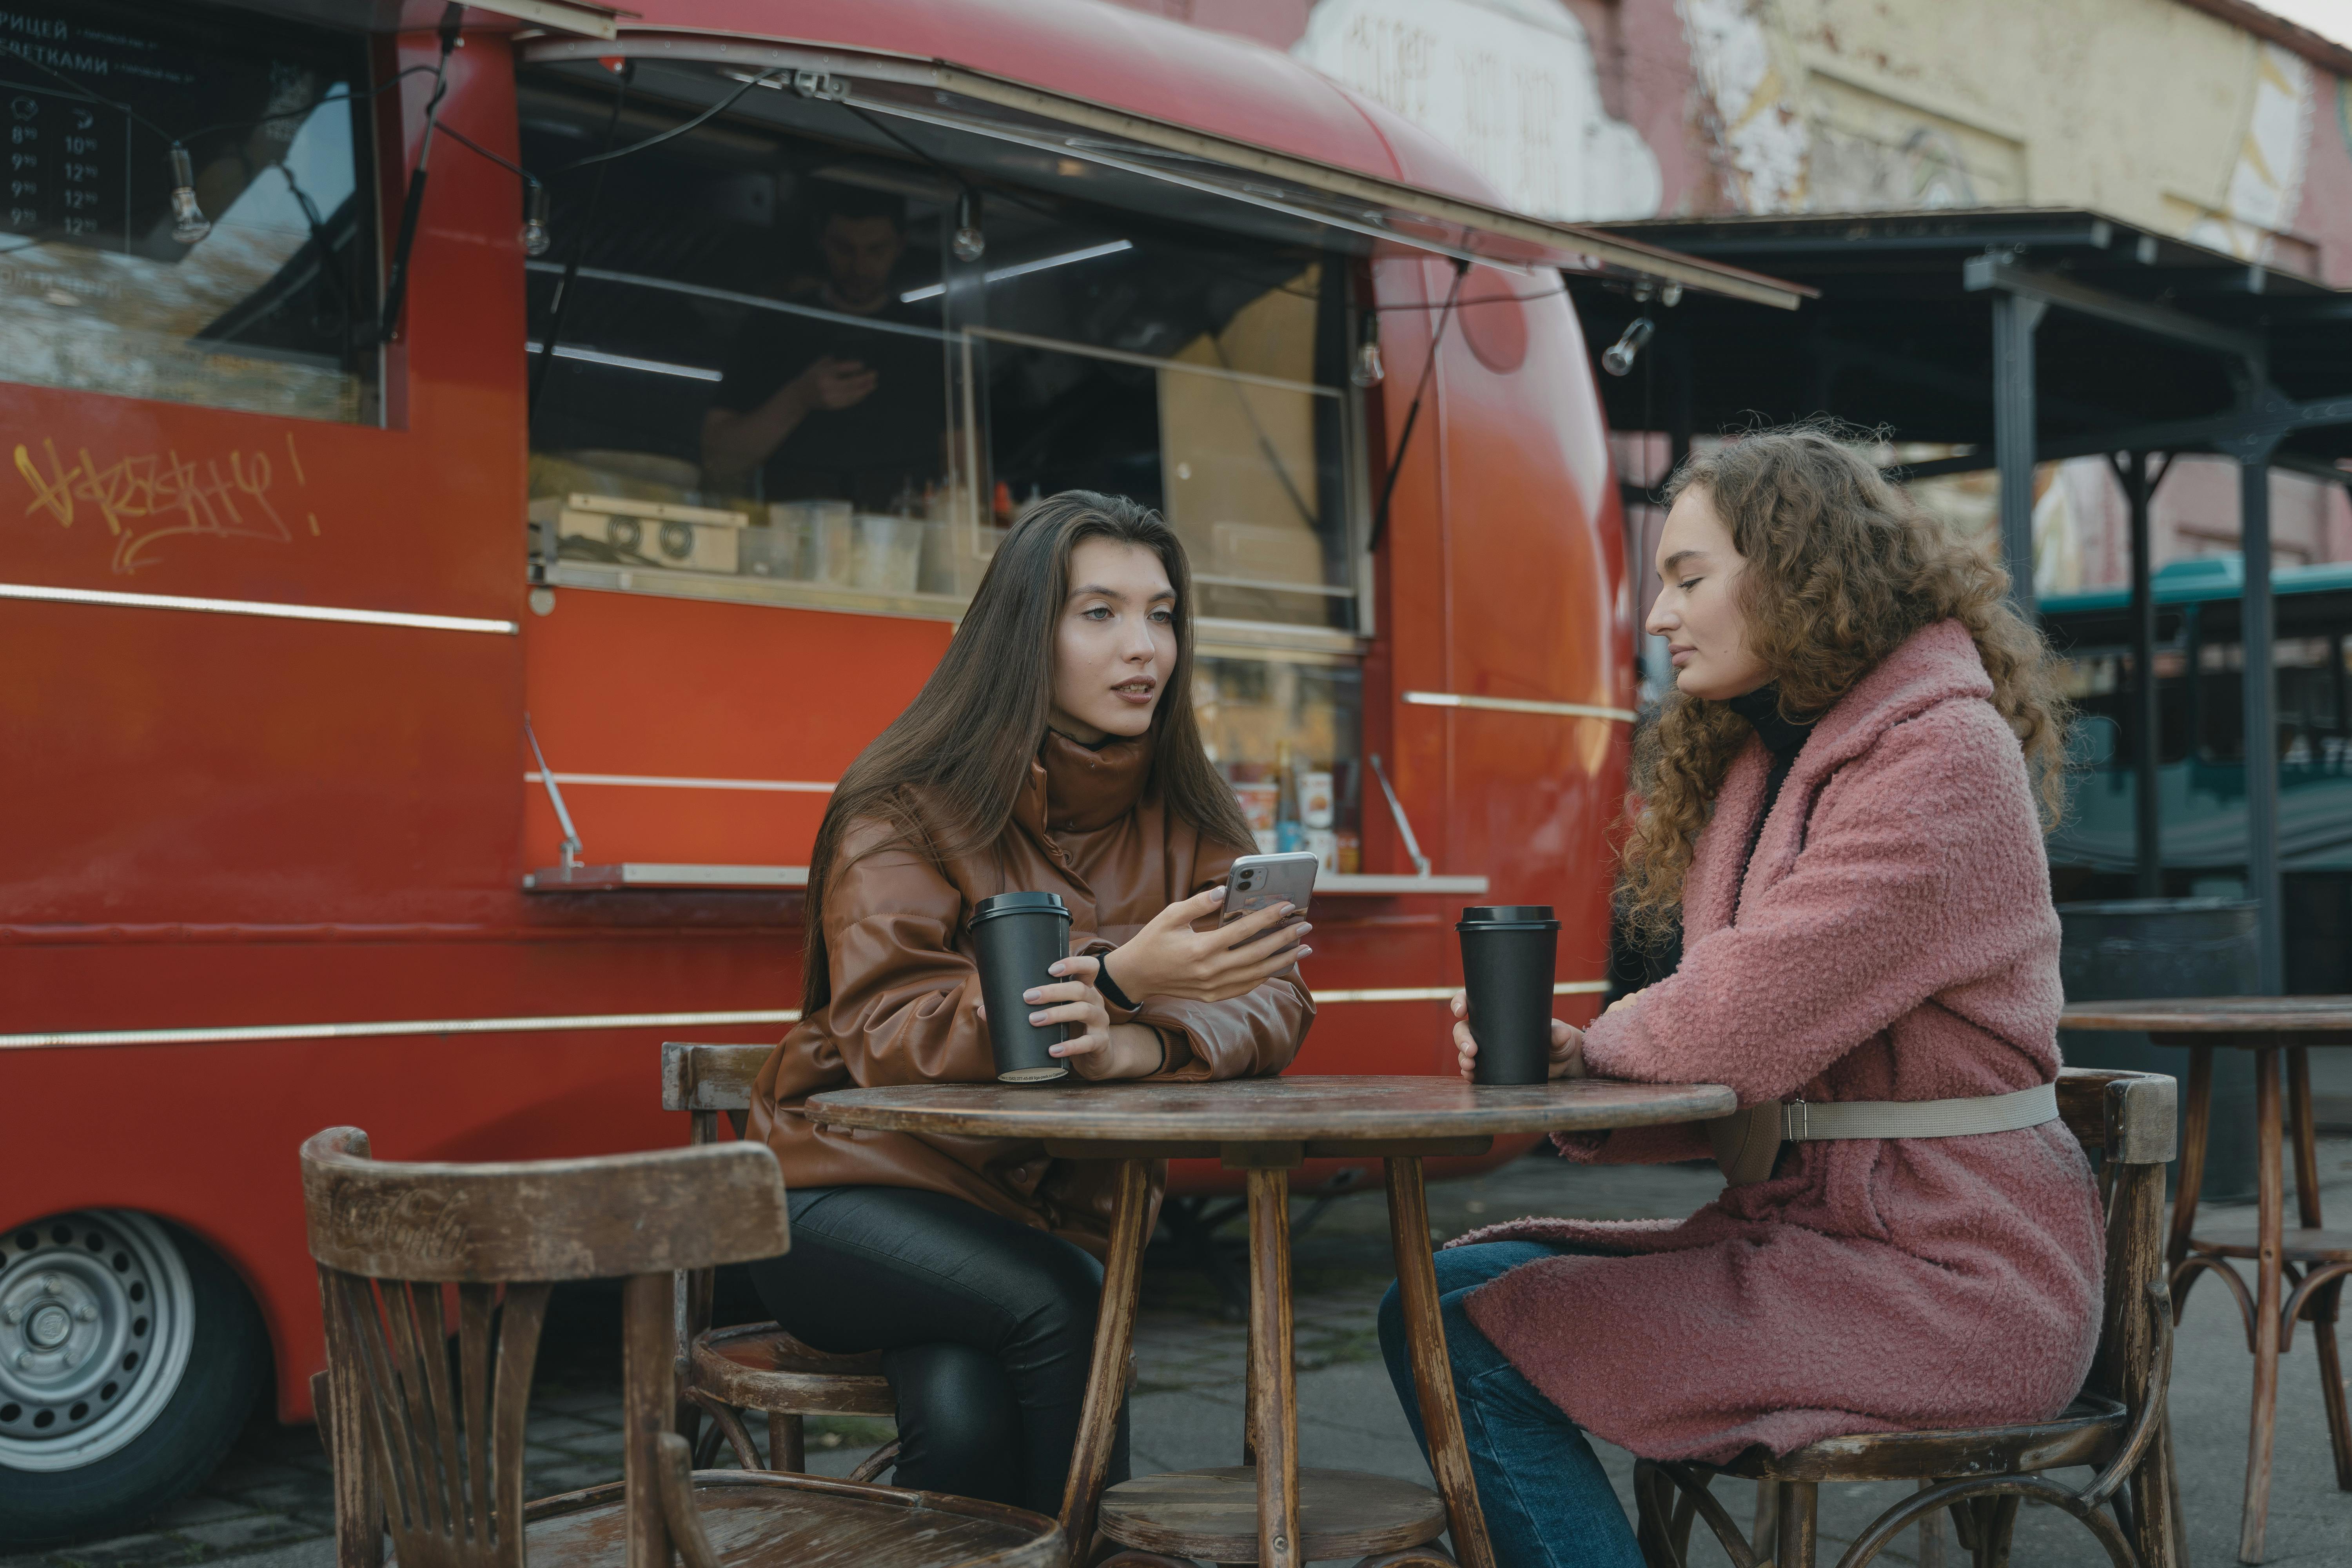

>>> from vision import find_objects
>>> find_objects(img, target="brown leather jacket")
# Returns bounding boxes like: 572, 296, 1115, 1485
747, 730, 1313, 1256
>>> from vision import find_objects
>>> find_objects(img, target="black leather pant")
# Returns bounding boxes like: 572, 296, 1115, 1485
745, 1185, 1130, 1515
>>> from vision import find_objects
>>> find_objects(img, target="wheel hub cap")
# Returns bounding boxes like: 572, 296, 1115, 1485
0, 1212, 194, 1470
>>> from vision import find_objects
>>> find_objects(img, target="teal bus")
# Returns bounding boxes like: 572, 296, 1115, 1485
2041, 555, 2352, 992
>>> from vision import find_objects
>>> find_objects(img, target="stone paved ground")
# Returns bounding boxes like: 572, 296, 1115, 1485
9, 1140, 2351, 1568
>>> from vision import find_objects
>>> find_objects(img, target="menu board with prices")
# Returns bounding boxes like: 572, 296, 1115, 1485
0, 0, 379, 423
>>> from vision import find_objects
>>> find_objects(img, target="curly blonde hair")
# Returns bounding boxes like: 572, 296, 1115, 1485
1618, 427, 2071, 943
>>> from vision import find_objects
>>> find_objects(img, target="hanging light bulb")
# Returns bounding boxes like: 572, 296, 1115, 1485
1350, 310, 1385, 387
1601, 315, 1655, 378
167, 145, 211, 246
952, 188, 985, 263
521, 183, 552, 257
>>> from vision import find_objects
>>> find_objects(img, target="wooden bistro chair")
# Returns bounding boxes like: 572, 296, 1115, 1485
299, 1126, 1062, 1568
661, 1042, 1142, 1490
661, 1042, 900, 1481
1633, 1067, 2182, 1568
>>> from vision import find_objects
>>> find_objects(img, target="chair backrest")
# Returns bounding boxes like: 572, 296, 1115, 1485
300, 1128, 789, 1568
2050, 1068, 2178, 1412
661, 1042, 773, 1117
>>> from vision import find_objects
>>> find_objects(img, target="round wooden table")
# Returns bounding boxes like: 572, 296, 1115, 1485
804, 1074, 1735, 1568
2060, 996, 2352, 1564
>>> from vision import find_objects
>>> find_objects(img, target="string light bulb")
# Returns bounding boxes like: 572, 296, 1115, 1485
521, 183, 551, 257
167, 145, 211, 245
1350, 310, 1385, 387
1601, 315, 1655, 378
952, 188, 985, 263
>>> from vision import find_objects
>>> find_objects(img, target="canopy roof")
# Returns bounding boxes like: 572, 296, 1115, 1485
1573, 207, 2352, 472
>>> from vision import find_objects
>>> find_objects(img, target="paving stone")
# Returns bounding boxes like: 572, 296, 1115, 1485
529, 1389, 613, 1416
212, 1481, 328, 1515
176, 1517, 321, 1554
144, 1498, 251, 1531
525, 1460, 620, 1497
523, 1414, 609, 1443
45, 1534, 203, 1568
537, 1427, 627, 1462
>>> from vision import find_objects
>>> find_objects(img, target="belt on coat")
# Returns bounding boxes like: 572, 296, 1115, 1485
1779, 1081, 2060, 1142
1708, 1082, 2061, 1185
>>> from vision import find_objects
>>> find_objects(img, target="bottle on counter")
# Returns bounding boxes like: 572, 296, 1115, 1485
1274, 741, 1305, 854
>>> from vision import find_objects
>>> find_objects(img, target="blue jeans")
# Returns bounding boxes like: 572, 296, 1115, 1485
1378, 1241, 1642, 1568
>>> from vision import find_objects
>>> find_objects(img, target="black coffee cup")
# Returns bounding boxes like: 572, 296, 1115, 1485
971, 891, 1075, 1083
1457, 905, 1561, 1086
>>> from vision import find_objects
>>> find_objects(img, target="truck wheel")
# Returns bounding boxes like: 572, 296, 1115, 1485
0, 1212, 266, 1550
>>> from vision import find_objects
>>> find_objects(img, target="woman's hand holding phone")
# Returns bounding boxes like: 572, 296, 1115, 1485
1449, 991, 1586, 1083
1102, 886, 1308, 1005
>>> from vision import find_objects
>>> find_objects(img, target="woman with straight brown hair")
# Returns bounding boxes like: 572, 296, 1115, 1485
1378, 427, 2100, 1567
744, 490, 1312, 1513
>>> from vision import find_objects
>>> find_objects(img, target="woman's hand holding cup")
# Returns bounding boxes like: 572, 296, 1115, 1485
976, 955, 1160, 1080
1100, 886, 1308, 1005
1449, 990, 1584, 1083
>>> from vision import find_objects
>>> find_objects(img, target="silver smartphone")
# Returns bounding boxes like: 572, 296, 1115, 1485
1219, 850, 1318, 928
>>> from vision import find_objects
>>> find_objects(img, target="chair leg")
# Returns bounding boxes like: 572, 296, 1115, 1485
1751, 1479, 1778, 1567
1979, 1495, 2019, 1568
2243, 1045, 2287, 1563
2314, 1280, 2352, 1492
847, 1439, 901, 1486
1774, 1483, 1816, 1568
682, 1391, 759, 1470
1916, 1479, 1946, 1568
768, 1411, 804, 1472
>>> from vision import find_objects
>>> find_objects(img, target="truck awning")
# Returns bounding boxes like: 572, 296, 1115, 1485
522, 32, 1808, 311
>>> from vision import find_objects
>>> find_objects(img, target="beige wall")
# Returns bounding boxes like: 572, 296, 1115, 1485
1764, 0, 2323, 268
1115, 0, 2350, 278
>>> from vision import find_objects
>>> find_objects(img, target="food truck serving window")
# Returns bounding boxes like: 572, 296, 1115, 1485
519, 56, 1372, 870
519, 61, 1367, 638
0, 0, 381, 424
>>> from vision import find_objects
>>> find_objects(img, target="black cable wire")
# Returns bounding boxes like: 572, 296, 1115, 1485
1367, 258, 1469, 554
372, 4, 464, 345
1374, 281, 1566, 310
532, 62, 632, 417
842, 101, 978, 203
550, 69, 784, 175
436, 123, 539, 189
172, 66, 439, 146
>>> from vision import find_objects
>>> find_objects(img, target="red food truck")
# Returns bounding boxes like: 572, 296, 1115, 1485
0, 0, 1796, 1537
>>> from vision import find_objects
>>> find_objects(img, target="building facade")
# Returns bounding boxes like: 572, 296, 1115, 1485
1111, 0, 2352, 592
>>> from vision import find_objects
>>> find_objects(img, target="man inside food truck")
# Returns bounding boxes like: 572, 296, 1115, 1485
700, 182, 945, 508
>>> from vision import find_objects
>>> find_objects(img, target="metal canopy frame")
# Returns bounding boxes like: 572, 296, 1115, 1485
1574, 207, 2352, 994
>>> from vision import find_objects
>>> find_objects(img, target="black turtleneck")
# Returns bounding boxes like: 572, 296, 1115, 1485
1727, 683, 1815, 892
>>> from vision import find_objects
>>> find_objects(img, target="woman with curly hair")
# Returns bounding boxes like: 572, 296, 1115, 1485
1377, 428, 2099, 1566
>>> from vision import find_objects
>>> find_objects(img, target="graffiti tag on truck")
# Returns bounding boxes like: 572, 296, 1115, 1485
12, 430, 320, 574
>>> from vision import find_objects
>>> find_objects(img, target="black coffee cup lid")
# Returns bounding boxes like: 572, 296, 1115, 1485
971, 890, 1073, 925
1460, 905, 1557, 924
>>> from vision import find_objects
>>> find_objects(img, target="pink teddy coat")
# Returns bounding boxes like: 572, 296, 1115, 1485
1455, 619, 2105, 1463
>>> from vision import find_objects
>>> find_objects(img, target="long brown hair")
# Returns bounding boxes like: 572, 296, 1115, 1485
799, 490, 1255, 1012
1619, 427, 2070, 942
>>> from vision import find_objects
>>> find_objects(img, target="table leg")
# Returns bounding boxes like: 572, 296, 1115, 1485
1383, 1156, 1496, 1568
2287, 1046, 2352, 1492
1245, 1167, 1300, 1568
1058, 1158, 1150, 1568
2239, 1046, 2284, 1564
2167, 1041, 2214, 1282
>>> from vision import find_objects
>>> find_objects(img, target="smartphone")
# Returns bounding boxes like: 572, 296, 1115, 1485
1219, 851, 1318, 928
